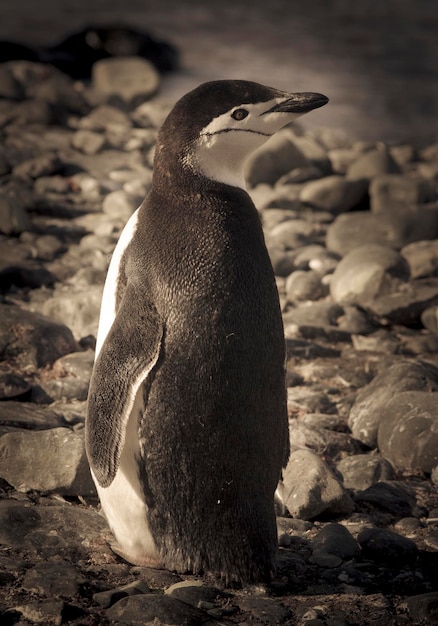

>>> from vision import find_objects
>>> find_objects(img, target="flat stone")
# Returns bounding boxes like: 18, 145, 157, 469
422, 306, 438, 334
72, 129, 105, 155
236, 596, 291, 624
0, 427, 95, 495
42, 284, 103, 341
106, 593, 209, 625
93, 580, 149, 608
0, 373, 31, 401
22, 560, 86, 596
0, 402, 66, 431
0, 196, 31, 235
12, 599, 65, 625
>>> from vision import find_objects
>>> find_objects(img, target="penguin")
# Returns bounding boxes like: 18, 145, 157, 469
86, 80, 328, 584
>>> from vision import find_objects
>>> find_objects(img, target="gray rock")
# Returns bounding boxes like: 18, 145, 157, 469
0, 303, 77, 368
22, 560, 86, 596
406, 592, 438, 623
102, 189, 140, 222
12, 152, 62, 180
286, 338, 341, 359
336, 454, 395, 491
266, 218, 316, 251
292, 245, 340, 275
346, 147, 400, 180
326, 206, 438, 256
78, 103, 133, 131
285, 270, 328, 303
336, 305, 378, 335
311, 523, 360, 561
377, 391, 438, 473
42, 284, 103, 341
11, 599, 65, 626
364, 277, 438, 325
0, 501, 107, 557
93, 580, 149, 608
0, 98, 54, 126
283, 449, 353, 520
300, 175, 367, 214
236, 596, 291, 624
0, 373, 31, 401
0, 427, 95, 495
353, 481, 418, 518
0, 196, 31, 235
402, 240, 438, 278
357, 527, 418, 566
283, 301, 344, 327
245, 130, 311, 186
329, 244, 410, 305
106, 593, 209, 625
348, 359, 438, 447
268, 248, 296, 277
38, 350, 94, 402
351, 329, 400, 354
288, 420, 362, 461
72, 129, 105, 155
92, 57, 160, 106
328, 147, 360, 174
422, 306, 438, 334
370, 174, 434, 212
0, 402, 66, 433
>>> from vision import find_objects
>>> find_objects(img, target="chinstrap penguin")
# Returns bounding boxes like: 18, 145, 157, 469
86, 80, 328, 583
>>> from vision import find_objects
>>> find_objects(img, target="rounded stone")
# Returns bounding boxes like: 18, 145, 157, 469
357, 527, 417, 566
299, 175, 367, 214
92, 56, 160, 105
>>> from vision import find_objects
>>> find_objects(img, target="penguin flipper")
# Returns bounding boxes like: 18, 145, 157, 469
86, 286, 163, 488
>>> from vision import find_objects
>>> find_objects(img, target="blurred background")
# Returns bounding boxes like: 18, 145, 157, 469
0, 0, 437, 145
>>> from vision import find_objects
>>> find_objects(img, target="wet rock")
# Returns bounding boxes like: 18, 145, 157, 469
283, 448, 353, 520
329, 244, 410, 305
336, 454, 395, 491
377, 391, 438, 473
348, 359, 438, 447
92, 56, 160, 105
299, 175, 367, 214
402, 239, 438, 279
0, 303, 77, 368
0, 427, 95, 495
357, 527, 418, 566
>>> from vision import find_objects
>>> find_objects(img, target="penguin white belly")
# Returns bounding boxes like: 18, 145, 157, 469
92, 386, 161, 567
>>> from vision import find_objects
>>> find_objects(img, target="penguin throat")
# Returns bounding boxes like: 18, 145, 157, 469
187, 132, 264, 190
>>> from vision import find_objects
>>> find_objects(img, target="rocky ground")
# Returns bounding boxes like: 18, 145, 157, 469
0, 59, 438, 625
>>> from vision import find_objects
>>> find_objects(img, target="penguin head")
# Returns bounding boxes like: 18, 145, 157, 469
155, 80, 328, 189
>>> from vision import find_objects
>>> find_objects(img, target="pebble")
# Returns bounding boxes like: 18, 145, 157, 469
0, 57, 437, 625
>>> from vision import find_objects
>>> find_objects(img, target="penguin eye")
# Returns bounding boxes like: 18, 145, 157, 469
231, 108, 249, 121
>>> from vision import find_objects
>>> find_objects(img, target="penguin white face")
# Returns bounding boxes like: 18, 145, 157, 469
190, 90, 328, 189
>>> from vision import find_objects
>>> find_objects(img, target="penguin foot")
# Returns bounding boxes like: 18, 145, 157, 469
109, 540, 164, 569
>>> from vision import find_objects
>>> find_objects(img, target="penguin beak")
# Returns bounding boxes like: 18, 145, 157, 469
264, 92, 329, 115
